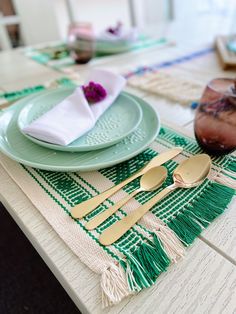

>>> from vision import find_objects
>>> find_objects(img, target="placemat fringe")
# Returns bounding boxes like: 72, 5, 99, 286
215, 174, 236, 190
153, 218, 185, 263
124, 234, 171, 293
101, 262, 131, 308
226, 159, 236, 174
167, 182, 235, 246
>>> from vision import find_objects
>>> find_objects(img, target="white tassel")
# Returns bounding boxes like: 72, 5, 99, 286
222, 168, 236, 179
153, 219, 185, 263
215, 174, 236, 190
125, 262, 142, 292
101, 263, 131, 308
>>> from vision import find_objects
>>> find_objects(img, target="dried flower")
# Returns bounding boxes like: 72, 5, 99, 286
106, 21, 123, 36
82, 81, 107, 103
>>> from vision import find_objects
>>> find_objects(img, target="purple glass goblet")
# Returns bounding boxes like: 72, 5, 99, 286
67, 22, 95, 64
194, 78, 236, 155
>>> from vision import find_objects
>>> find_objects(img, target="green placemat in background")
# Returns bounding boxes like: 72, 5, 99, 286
24, 37, 167, 70
0, 77, 77, 109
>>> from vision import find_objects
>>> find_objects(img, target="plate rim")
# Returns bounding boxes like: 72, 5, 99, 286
17, 87, 143, 152
0, 92, 160, 172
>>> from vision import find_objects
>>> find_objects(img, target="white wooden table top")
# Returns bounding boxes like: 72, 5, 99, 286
0, 20, 236, 313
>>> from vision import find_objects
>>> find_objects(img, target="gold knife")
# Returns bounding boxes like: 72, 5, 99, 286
71, 147, 183, 219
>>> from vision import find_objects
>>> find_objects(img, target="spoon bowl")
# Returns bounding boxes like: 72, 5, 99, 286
173, 154, 212, 188
139, 166, 168, 191
85, 166, 167, 230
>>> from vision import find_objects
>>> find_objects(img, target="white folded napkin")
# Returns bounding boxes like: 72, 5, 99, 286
23, 69, 126, 146
97, 28, 138, 42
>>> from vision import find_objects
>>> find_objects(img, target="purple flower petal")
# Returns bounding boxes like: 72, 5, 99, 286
106, 21, 123, 36
82, 81, 107, 104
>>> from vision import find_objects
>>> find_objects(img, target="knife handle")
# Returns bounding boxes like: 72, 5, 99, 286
71, 171, 142, 219
99, 186, 175, 246
85, 189, 140, 230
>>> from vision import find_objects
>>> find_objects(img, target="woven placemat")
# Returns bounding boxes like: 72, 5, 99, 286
0, 104, 235, 308
128, 70, 204, 105
0, 77, 78, 109
24, 37, 167, 71
125, 47, 214, 105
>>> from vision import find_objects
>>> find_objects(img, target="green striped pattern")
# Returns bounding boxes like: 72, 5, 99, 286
0, 78, 76, 104
19, 124, 236, 292
24, 38, 167, 70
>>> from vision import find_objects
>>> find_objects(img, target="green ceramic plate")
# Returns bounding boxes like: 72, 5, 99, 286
0, 92, 160, 172
95, 40, 135, 54
17, 88, 142, 152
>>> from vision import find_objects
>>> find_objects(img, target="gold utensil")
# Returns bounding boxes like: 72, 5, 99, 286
99, 154, 211, 246
71, 147, 183, 219
86, 166, 167, 230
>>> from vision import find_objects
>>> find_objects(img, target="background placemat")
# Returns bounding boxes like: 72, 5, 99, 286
24, 37, 167, 71
0, 100, 235, 308
0, 77, 77, 110
128, 70, 204, 105
124, 47, 214, 79
124, 45, 236, 107
125, 47, 215, 106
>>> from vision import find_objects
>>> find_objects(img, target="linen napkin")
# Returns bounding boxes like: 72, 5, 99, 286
22, 69, 126, 146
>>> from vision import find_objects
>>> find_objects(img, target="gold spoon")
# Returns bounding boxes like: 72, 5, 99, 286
71, 147, 183, 219
86, 166, 168, 230
99, 154, 211, 246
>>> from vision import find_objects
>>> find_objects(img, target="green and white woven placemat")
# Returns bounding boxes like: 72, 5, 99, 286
0, 120, 235, 307
0, 77, 78, 110
24, 37, 167, 71
128, 71, 204, 105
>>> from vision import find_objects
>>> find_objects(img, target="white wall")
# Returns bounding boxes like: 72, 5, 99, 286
143, 0, 169, 24
13, 0, 70, 45
172, 0, 236, 19
126, 0, 170, 28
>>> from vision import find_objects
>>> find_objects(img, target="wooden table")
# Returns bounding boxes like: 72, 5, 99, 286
1, 19, 236, 313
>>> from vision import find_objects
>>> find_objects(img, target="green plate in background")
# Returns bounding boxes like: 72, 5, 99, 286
17, 88, 142, 152
95, 40, 135, 54
0, 91, 160, 172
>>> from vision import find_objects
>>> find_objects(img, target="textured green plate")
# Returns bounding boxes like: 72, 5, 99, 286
0, 92, 160, 172
17, 88, 142, 152
95, 40, 135, 54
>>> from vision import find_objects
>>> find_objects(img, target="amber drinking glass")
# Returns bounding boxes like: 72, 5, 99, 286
67, 22, 95, 64
194, 78, 236, 155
